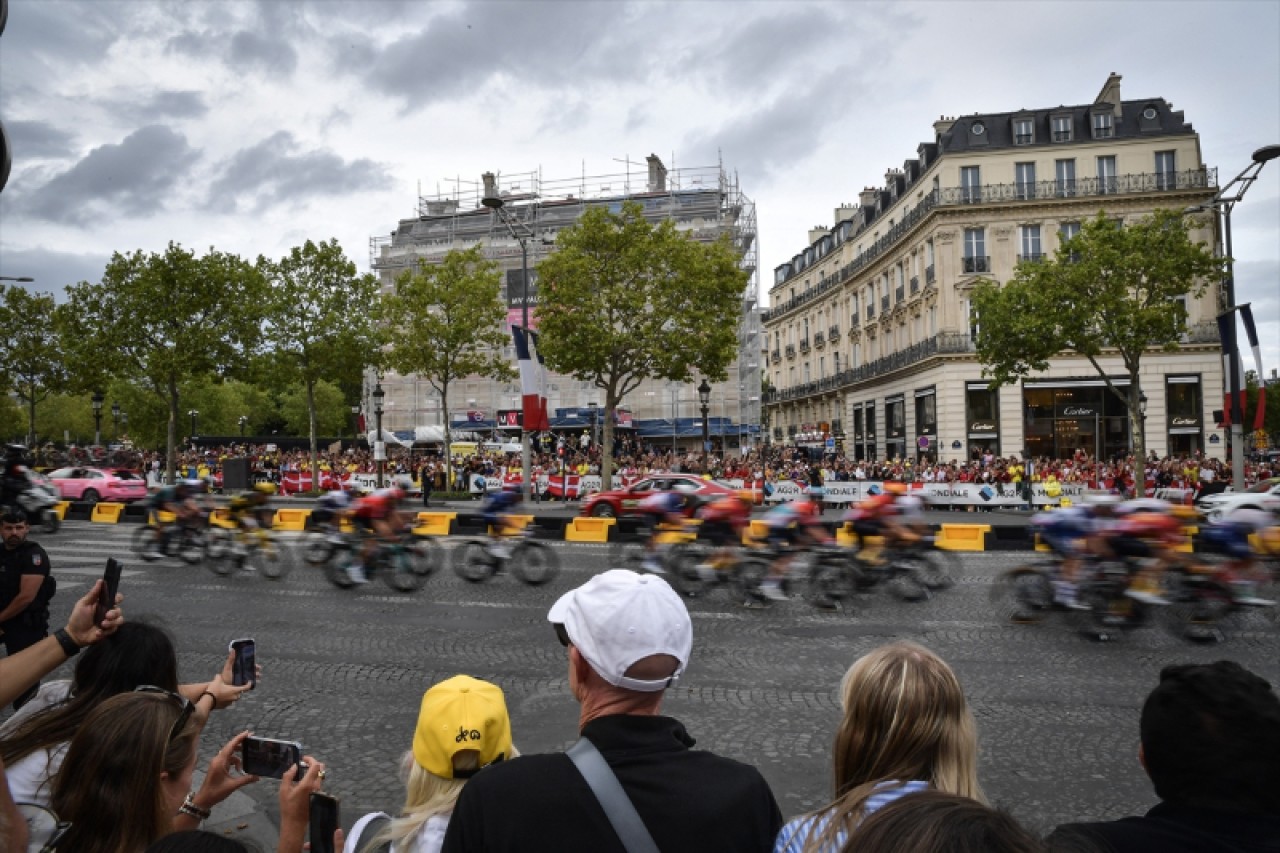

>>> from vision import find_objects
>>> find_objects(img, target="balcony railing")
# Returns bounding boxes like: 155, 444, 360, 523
770, 348, 781, 364
814, 332, 825, 348
1014, 133, 1033, 145
881, 295, 890, 311
1052, 130, 1072, 142
895, 286, 905, 302
866, 305, 875, 320
925, 265, 935, 285
799, 338, 811, 353
962, 256, 990, 274
910, 276, 919, 295
785, 344, 796, 359
828, 325, 841, 341
762, 168, 1216, 321
1017, 253, 1045, 264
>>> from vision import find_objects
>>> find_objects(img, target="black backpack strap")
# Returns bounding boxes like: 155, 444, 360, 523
566, 738, 660, 853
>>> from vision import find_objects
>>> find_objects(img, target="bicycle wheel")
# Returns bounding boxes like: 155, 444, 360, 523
406, 535, 443, 578
991, 567, 1053, 625
1069, 580, 1134, 639
733, 556, 770, 605
204, 526, 232, 562
666, 543, 710, 598
300, 530, 334, 566
131, 524, 156, 556
809, 553, 854, 604
178, 529, 206, 565
453, 542, 497, 584
885, 556, 929, 602
511, 541, 560, 586
1162, 575, 1233, 640
919, 548, 960, 591
255, 538, 294, 580
609, 540, 647, 571
323, 549, 357, 589
383, 548, 426, 593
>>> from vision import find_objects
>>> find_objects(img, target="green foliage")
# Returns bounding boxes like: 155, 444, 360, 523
60, 243, 266, 481
376, 245, 515, 481
0, 395, 21, 443
535, 201, 748, 482
0, 285, 68, 443
1245, 372, 1280, 446
279, 379, 347, 436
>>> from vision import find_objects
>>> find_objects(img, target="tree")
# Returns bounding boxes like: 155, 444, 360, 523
536, 201, 748, 486
375, 246, 515, 485
261, 239, 382, 489
0, 285, 68, 446
61, 243, 266, 483
1245, 371, 1280, 449
280, 379, 347, 438
971, 209, 1221, 467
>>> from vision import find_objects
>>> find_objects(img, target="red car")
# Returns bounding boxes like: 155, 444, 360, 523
46, 466, 148, 504
581, 473, 736, 518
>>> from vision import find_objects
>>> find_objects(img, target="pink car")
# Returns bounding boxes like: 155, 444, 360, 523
46, 466, 149, 504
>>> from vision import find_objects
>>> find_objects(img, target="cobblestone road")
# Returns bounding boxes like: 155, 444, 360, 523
21, 522, 1280, 844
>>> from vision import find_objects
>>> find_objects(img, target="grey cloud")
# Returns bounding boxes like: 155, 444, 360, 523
145, 90, 209, 119
0, 246, 110, 299
165, 29, 217, 59
2, 2, 122, 68
229, 30, 298, 75
4, 120, 77, 161
22, 126, 199, 225
207, 131, 392, 213
708, 10, 845, 94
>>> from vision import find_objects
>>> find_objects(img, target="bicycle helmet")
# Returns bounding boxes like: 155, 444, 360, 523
254, 481, 277, 495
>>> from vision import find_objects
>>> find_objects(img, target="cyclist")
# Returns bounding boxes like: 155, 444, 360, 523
694, 490, 754, 583
349, 486, 407, 585
1029, 493, 1120, 608
1199, 508, 1278, 606
759, 496, 830, 602
482, 482, 524, 559
141, 481, 199, 561
636, 483, 701, 574
227, 482, 276, 561
1108, 501, 1185, 605
844, 482, 913, 567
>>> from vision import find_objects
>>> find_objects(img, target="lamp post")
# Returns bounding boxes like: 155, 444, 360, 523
187, 409, 198, 445
238, 415, 248, 437
0, 276, 34, 282
111, 402, 120, 442
698, 379, 711, 474
482, 179, 535, 501
1186, 143, 1280, 491
120, 411, 128, 439
91, 392, 103, 445
373, 381, 386, 488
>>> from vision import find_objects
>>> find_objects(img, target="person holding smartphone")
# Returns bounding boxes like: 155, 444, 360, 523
0, 506, 56, 709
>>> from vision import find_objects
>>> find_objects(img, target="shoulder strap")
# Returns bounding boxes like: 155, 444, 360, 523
354, 814, 394, 853
566, 738, 660, 853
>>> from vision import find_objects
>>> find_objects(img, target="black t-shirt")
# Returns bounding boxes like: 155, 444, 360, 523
1049, 802, 1280, 853
441, 714, 783, 853
0, 540, 53, 615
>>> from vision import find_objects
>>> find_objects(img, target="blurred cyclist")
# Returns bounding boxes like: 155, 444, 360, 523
636, 483, 701, 574
349, 486, 407, 585
1029, 492, 1120, 608
482, 482, 524, 559
227, 482, 276, 561
141, 481, 200, 561
1199, 507, 1277, 606
759, 496, 830, 602
843, 482, 914, 567
694, 490, 754, 583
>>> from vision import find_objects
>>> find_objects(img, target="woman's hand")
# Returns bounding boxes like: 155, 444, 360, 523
277, 755, 326, 853
193, 731, 259, 810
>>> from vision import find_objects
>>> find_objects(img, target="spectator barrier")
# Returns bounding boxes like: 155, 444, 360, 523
90, 502, 125, 523
413, 512, 456, 536
565, 517, 615, 543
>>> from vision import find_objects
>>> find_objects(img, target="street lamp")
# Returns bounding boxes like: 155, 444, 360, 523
1138, 391, 1148, 460
91, 392, 103, 445
373, 381, 386, 489
482, 175, 535, 501
1185, 143, 1280, 490
188, 409, 199, 444
111, 402, 120, 442
238, 415, 248, 437
120, 411, 128, 439
0, 276, 34, 282
698, 379, 711, 473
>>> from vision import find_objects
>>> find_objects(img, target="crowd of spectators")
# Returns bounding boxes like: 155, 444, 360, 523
3, 570, 1275, 852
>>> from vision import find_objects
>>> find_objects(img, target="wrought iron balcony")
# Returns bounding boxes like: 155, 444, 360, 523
895, 286, 905, 303
881, 295, 890, 311
770, 348, 781, 364
785, 344, 796, 359
1052, 130, 1072, 142
962, 256, 990, 274
925, 265, 935, 285
1017, 253, 1045, 264
866, 304, 875, 320
910, 276, 919, 295
814, 332, 825, 348
799, 338, 811, 353
1014, 133, 1033, 145
829, 325, 841, 341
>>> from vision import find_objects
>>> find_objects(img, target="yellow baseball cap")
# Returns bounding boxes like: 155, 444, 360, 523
412, 675, 512, 779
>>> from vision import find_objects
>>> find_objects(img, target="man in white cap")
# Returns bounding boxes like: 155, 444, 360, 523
442, 569, 782, 853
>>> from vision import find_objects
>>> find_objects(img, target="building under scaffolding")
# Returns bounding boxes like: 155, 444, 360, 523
368, 155, 761, 448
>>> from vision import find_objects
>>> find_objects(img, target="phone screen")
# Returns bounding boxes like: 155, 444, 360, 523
242, 737, 303, 780
94, 558, 122, 625
230, 638, 256, 688
309, 792, 340, 853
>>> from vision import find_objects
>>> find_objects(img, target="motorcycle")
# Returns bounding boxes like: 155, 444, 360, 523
16, 473, 61, 534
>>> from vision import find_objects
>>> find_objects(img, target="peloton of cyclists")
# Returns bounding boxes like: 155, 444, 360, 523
693, 490, 755, 583
348, 486, 407, 585
758, 495, 830, 602
843, 482, 920, 567
141, 481, 202, 561
1029, 493, 1122, 609
313, 480, 363, 533
481, 482, 525, 560
1200, 507, 1278, 606
636, 483, 703, 574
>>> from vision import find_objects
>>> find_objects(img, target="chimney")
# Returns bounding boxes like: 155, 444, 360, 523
858, 186, 878, 207
1095, 72, 1123, 115
646, 154, 668, 193
808, 225, 830, 244
481, 171, 499, 201
933, 115, 956, 135
834, 204, 856, 224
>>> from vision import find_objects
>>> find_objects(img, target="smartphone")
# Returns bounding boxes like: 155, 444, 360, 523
94, 558, 122, 625
309, 792, 340, 853
242, 736, 305, 780
229, 638, 256, 689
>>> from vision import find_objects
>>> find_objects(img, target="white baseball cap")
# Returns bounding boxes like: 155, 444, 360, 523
548, 569, 693, 692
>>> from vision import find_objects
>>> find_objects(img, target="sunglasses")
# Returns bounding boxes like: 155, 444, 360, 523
134, 685, 196, 744
553, 623, 572, 648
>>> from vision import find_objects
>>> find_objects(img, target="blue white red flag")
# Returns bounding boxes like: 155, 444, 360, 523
511, 325, 549, 430
1239, 304, 1266, 431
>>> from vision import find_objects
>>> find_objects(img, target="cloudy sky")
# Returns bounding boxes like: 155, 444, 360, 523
2, 0, 1277, 366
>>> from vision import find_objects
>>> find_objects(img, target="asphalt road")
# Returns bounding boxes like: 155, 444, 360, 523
12, 522, 1279, 847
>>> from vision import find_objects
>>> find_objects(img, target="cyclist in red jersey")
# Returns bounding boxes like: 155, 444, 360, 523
695, 490, 754, 582
348, 487, 406, 584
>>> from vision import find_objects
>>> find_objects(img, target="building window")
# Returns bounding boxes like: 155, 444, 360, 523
1019, 225, 1042, 262
1097, 155, 1118, 194
1015, 162, 1037, 199
1059, 221, 1082, 262
928, 305, 937, 335
966, 383, 1000, 458
1051, 115, 1072, 142
963, 228, 987, 273
926, 239, 935, 267
1155, 150, 1176, 190
1013, 118, 1034, 145
1167, 375, 1203, 454
960, 166, 981, 203
1055, 159, 1076, 197
1092, 112, 1114, 139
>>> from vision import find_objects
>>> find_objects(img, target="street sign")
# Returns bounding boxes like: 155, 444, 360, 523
825, 438, 835, 450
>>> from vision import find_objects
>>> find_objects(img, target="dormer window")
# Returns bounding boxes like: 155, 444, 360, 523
1092, 112, 1114, 139
1013, 118, 1034, 145
1051, 115, 1072, 142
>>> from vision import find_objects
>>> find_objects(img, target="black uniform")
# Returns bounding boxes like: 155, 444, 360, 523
0, 537, 55, 706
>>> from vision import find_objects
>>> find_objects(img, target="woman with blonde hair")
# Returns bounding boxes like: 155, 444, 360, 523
774, 641, 984, 853
346, 675, 514, 853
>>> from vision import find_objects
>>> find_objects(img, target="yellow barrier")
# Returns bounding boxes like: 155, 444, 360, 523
488, 514, 534, 537
154, 510, 176, 524
937, 524, 990, 551
210, 508, 237, 529
745, 519, 771, 546
655, 518, 698, 545
53, 501, 69, 521
272, 508, 311, 531
414, 512, 456, 537
1034, 533, 1051, 552
566, 517, 615, 543
90, 503, 125, 524
1176, 525, 1197, 554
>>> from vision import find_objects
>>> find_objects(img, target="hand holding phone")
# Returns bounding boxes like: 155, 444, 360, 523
242, 736, 306, 780
94, 559, 122, 625
309, 792, 340, 853
229, 638, 256, 689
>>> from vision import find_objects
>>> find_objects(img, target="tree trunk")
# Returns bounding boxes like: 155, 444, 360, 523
26, 396, 35, 448
441, 387, 452, 490
1129, 372, 1146, 498
166, 378, 178, 486
601, 394, 617, 491
307, 377, 319, 494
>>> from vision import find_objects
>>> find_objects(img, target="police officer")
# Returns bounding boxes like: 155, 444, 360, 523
0, 506, 55, 708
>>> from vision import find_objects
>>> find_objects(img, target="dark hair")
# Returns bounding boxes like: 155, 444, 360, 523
1, 506, 27, 524
146, 831, 261, 852
843, 790, 1044, 853
0, 621, 180, 770
1140, 661, 1280, 813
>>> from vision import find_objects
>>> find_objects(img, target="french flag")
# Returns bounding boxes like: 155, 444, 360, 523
1240, 305, 1266, 431
511, 325, 549, 430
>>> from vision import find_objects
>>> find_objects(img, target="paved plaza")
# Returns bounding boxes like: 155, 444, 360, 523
17, 522, 1280, 845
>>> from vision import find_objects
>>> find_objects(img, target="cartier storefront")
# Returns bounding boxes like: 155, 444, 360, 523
1023, 379, 1133, 461
1166, 375, 1204, 455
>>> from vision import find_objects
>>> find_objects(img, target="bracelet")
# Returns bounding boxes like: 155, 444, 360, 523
199, 689, 218, 710
179, 793, 211, 822
53, 628, 82, 658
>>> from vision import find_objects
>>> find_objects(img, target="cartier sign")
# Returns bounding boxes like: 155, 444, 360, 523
1170, 416, 1199, 427
969, 421, 997, 433
1062, 407, 1094, 416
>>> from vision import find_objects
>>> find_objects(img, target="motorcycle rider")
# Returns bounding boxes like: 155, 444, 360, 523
1, 445, 33, 510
